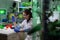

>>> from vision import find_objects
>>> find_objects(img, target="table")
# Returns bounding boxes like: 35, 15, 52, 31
0, 28, 20, 40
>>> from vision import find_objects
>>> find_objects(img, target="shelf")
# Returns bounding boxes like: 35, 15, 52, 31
19, 7, 32, 8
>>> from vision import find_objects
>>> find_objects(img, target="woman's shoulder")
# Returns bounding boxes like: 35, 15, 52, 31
22, 18, 32, 23
22, 19, 27, 22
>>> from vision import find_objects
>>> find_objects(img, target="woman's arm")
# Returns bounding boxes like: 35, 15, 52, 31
20, 26, 32, 32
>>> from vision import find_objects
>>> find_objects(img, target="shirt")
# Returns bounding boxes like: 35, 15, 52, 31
19, 18, 32, 31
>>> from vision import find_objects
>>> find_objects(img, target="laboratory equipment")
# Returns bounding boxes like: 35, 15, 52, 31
2, 18, 8, 22
18, 14, 23, 19
14, 24, 20, 32
0, 9, 7, 29
12, 16, 15, 22
8, 13, 14, 20
0, 25, 4, 29
6, 24, 12, 29
0, 9, 6, 14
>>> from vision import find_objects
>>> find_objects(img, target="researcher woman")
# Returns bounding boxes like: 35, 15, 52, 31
14, 9, 32, 40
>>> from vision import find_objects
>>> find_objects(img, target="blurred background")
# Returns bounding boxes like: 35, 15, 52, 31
0, 0, 60, 40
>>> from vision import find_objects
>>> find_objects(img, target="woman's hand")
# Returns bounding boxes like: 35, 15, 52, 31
13, 22, 17, 27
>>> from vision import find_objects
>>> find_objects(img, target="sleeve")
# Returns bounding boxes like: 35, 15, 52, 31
23, 26, 32, 32
20, 20, 32, 32
20, 26, 32, 32
14, 20, 26, 32
19, 20, 25, 28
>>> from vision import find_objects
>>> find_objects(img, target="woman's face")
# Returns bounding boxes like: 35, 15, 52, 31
23, 12, 29, 20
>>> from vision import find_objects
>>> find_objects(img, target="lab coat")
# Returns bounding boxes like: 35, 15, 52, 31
19, 18, 32, 40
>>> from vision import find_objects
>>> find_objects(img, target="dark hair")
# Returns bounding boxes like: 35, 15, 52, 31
12, 2, 16, 8
23, 8, 32, 23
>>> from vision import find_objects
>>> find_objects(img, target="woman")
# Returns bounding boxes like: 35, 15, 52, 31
14, 9, 32, 40
19, 9, 32, 32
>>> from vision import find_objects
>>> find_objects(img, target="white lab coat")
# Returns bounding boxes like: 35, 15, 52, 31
19, 18, 32, 40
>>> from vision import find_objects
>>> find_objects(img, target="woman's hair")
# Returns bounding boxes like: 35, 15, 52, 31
23, 8, 32, 23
